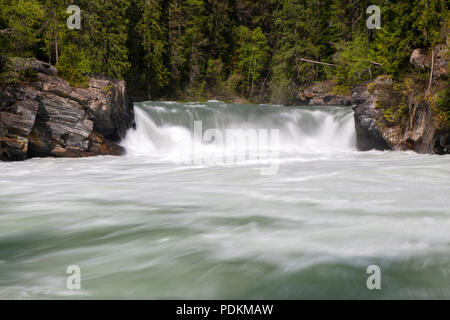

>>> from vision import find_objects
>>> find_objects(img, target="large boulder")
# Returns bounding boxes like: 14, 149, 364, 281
410, 49, 431, 71
433, 44, 448, 79
410, 46, 448, 79
0, 58, 135, 161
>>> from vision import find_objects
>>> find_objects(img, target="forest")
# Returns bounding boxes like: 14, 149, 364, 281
0, 0, 448, 103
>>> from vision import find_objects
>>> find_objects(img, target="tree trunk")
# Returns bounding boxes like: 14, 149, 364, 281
428, 49, 434, 93
54, 14, 59, 65
55, 35, 59, 65
260, 70, 271, 96
299, 58, 337, 67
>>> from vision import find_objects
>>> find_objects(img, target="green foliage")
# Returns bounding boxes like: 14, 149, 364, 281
237, 26, 269, 98
333, 85, 351, 96
380, 99, 409, 126
374, 79, 410, 127
0, 58, 39, 87
134, 0, 169, 90
0, 0, 447, 102
103, 84, 113, 93
80, 0, 131, 79
57, 43, 90, 87
224, 72, 244, 97
335, 32, 377, 87
205, 59, 224, 87
413, 0, 448, 46
272, 0, 331, 87
0, 0, 44, 57
371, 0, 449, 76
20, 67, 38, 82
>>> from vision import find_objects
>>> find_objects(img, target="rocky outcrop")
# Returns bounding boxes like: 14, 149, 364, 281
351, 80, 390, 151
0, 58, 135, 161
352, 76, 449, 154
296, 80, 352, 106
410, 49, 431, 71
352, 44, 449, 154
410, 45, 448, 79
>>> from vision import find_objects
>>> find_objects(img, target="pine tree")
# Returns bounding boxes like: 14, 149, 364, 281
271, 0, 329, 91
0, 0, 44, 57
74, 0, 131, 79
42, 0, 71, 65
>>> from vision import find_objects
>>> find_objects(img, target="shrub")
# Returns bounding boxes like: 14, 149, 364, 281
432, 84, 450, 129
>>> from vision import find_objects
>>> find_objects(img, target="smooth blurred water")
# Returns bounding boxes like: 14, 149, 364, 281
0, 101, 449, 299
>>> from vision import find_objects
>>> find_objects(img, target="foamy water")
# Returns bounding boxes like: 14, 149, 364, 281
0, 101, 449, 299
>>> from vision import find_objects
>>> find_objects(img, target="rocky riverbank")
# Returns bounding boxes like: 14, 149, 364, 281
296, 80, 352, 107
351, 77, 449, 154
0, 58, 135, 161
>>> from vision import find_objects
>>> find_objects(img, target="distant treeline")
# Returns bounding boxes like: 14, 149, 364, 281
0, 0, 448, 102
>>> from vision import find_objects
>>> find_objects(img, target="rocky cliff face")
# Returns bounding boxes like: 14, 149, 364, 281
0, 59, 135, 161
296, 80, 352, 106
351, 80, 391, 151
352, 78, 449, 154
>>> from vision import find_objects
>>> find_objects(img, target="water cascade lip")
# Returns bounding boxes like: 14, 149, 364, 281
122, 101, 357, 163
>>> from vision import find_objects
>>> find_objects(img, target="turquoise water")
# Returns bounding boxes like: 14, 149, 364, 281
0, 101, 449, 299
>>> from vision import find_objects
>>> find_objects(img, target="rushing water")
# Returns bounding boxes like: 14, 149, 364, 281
0, 101, 449, 299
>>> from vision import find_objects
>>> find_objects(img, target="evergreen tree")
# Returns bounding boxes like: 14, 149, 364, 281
73, 0, 131, 79
130, 0, 170, 98
270, 0, 332, 99
0, 0, 447, 99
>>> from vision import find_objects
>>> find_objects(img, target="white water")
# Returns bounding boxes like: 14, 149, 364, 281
0, 101, 449, 299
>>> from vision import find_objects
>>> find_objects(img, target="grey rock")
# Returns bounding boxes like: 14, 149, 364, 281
410, 46, 448, 79
352, 76, 449, 154
0, 86, 39, 160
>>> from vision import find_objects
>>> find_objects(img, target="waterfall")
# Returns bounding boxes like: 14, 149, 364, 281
122, 101, 356, 159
